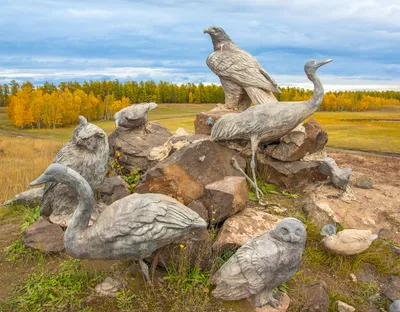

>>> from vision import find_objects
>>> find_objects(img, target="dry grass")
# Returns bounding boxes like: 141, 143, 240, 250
0, 135, 65, 203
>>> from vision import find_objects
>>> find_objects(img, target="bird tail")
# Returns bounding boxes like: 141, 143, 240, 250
369, 234, 378, 242
245, 87, 278, 105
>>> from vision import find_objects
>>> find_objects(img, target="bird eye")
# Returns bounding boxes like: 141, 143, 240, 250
281, 228, 289, 235
295, 229, 301, 236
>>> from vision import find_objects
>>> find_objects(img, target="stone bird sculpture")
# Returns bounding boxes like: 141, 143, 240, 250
31, 164, 208, 283
320, 224, 378, 256
390, 300, 400, 312
204, 26, 281, 111
319, 157, 352, 190
211, 218, 306, 308
40, 116, 109, 224
211, 59, 332, 198
113, 102, 158, 130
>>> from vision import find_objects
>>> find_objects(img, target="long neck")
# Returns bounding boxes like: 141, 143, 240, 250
297, 71, 325, 121
211, 36, 232, 51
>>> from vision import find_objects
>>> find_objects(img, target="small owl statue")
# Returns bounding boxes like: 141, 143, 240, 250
211, 218, 306, 308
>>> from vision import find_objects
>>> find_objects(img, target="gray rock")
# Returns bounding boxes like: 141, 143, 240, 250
390, 300, 400, 312
302, 198, 338, 227
319, 157, 352, 190
99, 176, 130, 205
95, 277, 122, 296
202, 176, 248, 224
4, 187, 44, 207
354, 176, 373, 189
135, 140, 246, 205
383, 276, 400, 301
22, 218, 64, 253
108, 122, 171, 175
264, 119, 328, 162
336, 301, 355, 312
301, 281, 329, 312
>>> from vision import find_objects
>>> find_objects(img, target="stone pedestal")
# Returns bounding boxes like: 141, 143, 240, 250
194, 110, 237, 135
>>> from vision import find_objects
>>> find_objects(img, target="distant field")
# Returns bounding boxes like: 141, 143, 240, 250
0, 104, 399, 153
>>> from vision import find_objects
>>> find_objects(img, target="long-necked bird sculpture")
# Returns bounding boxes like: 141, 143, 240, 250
211, 218, 306, 308
41, 116, 109, 223
30, 164, 208, 283
204, 26, 281, 111
114, 102, 158, 130
211, 59, 332, 198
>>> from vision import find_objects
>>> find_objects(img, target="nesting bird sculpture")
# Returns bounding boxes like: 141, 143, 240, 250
211, 59, 332, 198
390, 300, 400, 312
31, 164, 208, 283
320, 224, 378, 256
204, 26, 281, 111
211, 218, 306, 308
40, 116, 109, 224
113, 102, 158, 130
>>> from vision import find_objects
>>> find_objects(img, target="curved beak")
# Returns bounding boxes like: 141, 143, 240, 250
317, 59, 333, 68
203, 27, 211, 34
30, 173, 48, 186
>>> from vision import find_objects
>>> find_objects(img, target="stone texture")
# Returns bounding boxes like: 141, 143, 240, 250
135, 140, 246, 205
187, 200, 209, 223
194, 110, 234, 135
202, 176, 248, 224
95, 277, 122, 296
108, 122, 171, 174
4, 187, 44, 207
258, 156, 328, 190
213, 209, 282, 252
319, 157, 352, 190
355, 176, 373, 189
254, 293, 290, 312
22, 218, 64, 253
382, 276, 400, 301
264, 119, 328, 162
302, 198, 338, 226
301, 281, 329, 312
99, 176, 130, 205
336, 301, 355, 312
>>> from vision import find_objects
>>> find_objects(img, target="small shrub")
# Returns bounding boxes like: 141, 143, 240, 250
122, 167, 141, 193
4, 238, 42, 263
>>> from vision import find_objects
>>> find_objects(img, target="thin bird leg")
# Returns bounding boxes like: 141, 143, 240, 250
250, 137, 261, 200
139, 259, 152, 285
150, 249, 161, 283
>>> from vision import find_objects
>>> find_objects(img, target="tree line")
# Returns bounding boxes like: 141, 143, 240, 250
2, 80, 399, 129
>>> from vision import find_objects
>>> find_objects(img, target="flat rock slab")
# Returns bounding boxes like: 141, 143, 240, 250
301, 281, 329, 312
254, 293, 290, 312
99, 176, 130, 205
203, 176, 249, 224
108, 122, 171, 175
136, 140, 246, 205
22, 218, 64, 253
213, 208, 281, 252
194, 110, 236, 135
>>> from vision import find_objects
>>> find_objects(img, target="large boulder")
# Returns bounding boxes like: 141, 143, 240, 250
264, 119, 328, 161
202, 176, 249, 224
4, 187, 44, 207
22, 218, 64, 253
98, 176, 130, 205
213, 209, 282, 252
108, 122, 171, 175
258, 155, 328, 190
135, 140, 246, 205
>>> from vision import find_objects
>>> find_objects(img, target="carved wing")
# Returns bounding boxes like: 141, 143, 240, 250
337, 230, 375, 244
206, 48, 280, 93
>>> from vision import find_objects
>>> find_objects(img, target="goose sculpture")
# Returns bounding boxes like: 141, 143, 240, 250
390, 300, 400, 312
113, 102, 158, 130
211, 59, 332, 199
30, 163, 208, 282
320, 224, 378, 256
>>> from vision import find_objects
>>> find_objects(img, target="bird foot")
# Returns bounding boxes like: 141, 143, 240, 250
251, 289, 282, 308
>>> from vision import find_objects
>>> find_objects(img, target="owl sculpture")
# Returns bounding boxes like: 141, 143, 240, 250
211, 218, 306, 308
40, 116, 109, 224
113, 102, 158, 130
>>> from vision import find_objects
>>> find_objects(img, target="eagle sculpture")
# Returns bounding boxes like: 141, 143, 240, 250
204, 26, 281, 111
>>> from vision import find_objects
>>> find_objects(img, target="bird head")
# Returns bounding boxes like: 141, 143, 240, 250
72, 116, 107, 153
204, 26, 231, 42
304, 59, 332, 75
30, 163, 72, 186
320, 224, 337, 236
113, 111, 121, 128
271, 218, 307, 245
147, 102, 158, 111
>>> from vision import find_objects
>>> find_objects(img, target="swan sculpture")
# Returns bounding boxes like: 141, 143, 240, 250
30, 163, 208, 282
211, 59, 332, 198
320, 224, 378, 256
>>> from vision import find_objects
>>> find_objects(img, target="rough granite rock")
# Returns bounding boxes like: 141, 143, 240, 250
98, 176, 130, 205
301, 281, 329, 312
253, 292, 290, 312
213, 208, 282, 252
258, 155, 328, 190
336, 301, 355, 312
95, 277, 122, 296
22, 218, 64, 253
108, 122, 171, 174
194, 110, 236, 135
202, 176, 248, 224
135, 140, 246, 205
382, 276, 400, 301
4, 187, 44, 207
264, 119, 328, 162
302, 198, 338, 226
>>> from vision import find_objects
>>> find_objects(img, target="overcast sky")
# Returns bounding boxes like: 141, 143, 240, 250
1, 0, 399, 91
